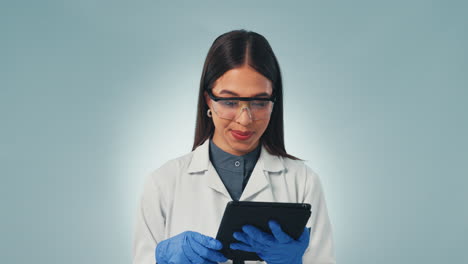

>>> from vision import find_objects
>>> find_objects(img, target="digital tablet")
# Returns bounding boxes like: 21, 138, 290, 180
215, 201, 312, 261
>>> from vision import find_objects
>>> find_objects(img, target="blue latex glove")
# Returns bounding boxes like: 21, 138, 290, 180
156, 231, 228, 264
229, 220, 310, 264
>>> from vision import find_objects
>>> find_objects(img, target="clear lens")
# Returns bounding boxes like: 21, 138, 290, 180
212, 100, 273, 120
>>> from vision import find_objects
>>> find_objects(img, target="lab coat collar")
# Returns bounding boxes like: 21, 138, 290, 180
187, 139, 285, 201
187, 139, 285, 174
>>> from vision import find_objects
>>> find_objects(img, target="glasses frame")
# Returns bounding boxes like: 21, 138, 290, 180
206, 89, 276, 121
206, 89, 277, 103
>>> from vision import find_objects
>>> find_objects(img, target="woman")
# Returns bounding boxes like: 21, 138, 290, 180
132, 29, 336, 264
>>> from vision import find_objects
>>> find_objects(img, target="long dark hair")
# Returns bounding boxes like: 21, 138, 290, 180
192, 29, 302, 161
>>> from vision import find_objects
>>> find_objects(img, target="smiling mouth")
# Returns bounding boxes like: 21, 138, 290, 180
231, 130, 254, 136
230, 130, 254, 141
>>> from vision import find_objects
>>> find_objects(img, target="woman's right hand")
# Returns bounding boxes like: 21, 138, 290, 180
155, 231, 228, 264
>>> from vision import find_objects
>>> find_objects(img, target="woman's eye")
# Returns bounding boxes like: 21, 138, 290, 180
252, 101, 267, 107
221, 101, 238, 107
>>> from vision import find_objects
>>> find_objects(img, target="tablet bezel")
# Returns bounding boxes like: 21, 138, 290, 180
215, 201, 312, 261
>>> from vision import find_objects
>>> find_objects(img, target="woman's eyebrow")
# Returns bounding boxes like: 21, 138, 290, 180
218, 90, 270, 97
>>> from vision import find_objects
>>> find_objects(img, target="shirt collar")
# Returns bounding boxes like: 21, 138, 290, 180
187, 138, 285, 174
209, 138, 261, 173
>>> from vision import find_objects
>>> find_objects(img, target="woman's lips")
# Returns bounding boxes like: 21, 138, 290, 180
231, 130, 254, 136
231, 130, 254, 140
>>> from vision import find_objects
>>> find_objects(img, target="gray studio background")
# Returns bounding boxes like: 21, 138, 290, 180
1, 1, 467, 263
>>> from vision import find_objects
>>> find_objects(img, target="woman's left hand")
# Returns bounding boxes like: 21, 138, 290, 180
229, 220, 310, 264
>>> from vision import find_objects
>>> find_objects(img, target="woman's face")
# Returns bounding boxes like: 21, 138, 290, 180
204, 65, 273, 156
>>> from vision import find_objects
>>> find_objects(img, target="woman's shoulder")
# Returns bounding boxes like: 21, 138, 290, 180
280, 155, 321, 182
143, 150, 196, 190
280, 155, 304, 167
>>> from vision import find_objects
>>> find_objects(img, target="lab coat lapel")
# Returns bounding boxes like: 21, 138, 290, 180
205, 163, 232, 199
239, 161, 269, 201
240, 144, 285, 201
187, 139, 232, 199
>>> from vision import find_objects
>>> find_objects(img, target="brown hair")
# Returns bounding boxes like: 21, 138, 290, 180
192, 29, 302, 161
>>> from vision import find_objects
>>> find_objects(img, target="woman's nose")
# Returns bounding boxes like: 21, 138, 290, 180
235, 107, 253, 125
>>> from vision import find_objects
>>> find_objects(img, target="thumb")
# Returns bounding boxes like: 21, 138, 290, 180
298, 227, 311, 243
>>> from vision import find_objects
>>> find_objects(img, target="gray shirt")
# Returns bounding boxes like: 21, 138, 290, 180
209, 138, 261, 201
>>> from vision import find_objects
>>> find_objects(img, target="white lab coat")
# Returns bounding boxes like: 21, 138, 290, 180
132, 139, 336, 264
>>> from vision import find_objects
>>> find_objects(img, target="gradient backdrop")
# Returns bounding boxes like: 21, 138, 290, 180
1, 1, 467, 263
